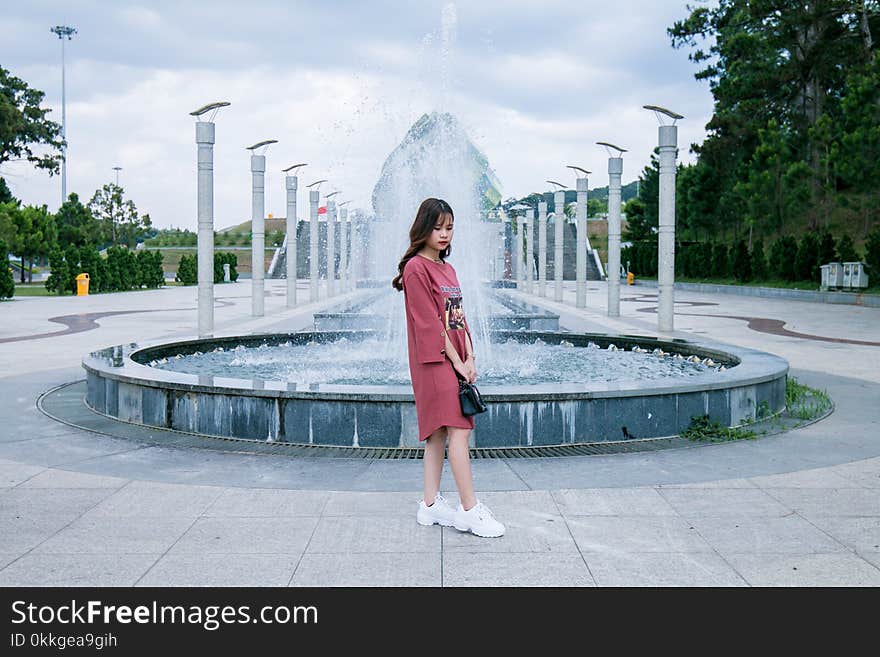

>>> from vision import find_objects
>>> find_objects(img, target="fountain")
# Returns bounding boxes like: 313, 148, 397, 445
81, 6, 788, 452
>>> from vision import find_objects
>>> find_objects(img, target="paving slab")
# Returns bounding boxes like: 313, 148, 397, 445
291, 552, 441, 587
584, 551, 748, 587
442, 552, 595, 587
0, 553, 159, 586
723, 552, 880, 586
137, 553, 302, 587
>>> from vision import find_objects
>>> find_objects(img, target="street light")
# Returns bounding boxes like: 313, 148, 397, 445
50, 24, 77, 206
643, 105, 683, 332
597, 142, 627, 317
112, 166, 122, 187
325, 191, 341, 296
566, 166, 592, 308
546, 181, 568, 301
306, 180, 327, 301
246, 139, 278, 317
282, 164, 307, 308
190, 100, 230, 338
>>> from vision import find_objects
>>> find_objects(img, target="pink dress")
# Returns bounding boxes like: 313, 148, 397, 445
402, 255, 475, 441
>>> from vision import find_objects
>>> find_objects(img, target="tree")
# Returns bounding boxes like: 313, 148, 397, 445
834, 56, 880, 236
6, 204, 56, 283
751, 238, 768, 280
622, 197, 652, 242
0, 177, 14, 204
731, 240, 752, 282
836, 234, 860, 262
769, 236, 798, 281
55, 193, 102, 247
865, 227, 880, 276
0, 238, 14, 299
794, 232, 820, 281
818, 231, 837, 266
45, 247, 74, 295
87, 183, 151, 247
0, 66, 64, 174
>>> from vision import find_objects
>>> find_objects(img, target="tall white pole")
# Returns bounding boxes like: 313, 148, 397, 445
575, 177, 588, 307
340, 207, 349, 291
61, 35, 67, 204
349, 212, 360, 291
196, 121, 215, 338
309, 189, 320, 302
538, 201, 548, 297
285, 174, 298, 307
525, 207, 535, 294
607, 155, 623, 317
658, 124, 677, 332
326, 199, 336, 297
516, 214, 526, 289
554, 190, 565, 302
250, 154, 266, 317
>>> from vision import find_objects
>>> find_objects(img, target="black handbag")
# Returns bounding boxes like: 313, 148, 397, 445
456, 371, 487, 416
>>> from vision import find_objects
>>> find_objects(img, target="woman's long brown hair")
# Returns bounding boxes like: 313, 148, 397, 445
391, 198, 454, 291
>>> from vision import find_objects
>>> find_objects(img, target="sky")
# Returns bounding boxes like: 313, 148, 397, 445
1, 0, 716, 231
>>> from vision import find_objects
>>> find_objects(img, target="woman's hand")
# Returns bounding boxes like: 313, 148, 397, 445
460, 354, 477, 384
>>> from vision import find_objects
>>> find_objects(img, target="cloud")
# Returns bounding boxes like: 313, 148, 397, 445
2, 0, 712, 230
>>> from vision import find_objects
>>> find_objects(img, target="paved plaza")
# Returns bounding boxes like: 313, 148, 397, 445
0, 279, 878, 586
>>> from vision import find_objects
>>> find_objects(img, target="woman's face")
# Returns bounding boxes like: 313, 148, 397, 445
427, 212, 453, 251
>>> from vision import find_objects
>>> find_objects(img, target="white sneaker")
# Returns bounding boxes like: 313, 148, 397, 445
453, 501, 505, 538
417, 492, 457, 527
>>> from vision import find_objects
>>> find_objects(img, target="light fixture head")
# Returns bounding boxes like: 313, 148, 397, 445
306, 179, 327, 189
546, 180, 568, 190
190, 101, 230, 118
246, 139, 278, 151
643, 105, 684, 125
566, 165, 591, 177
596, 141, 628, 156
282, 163, 308, 173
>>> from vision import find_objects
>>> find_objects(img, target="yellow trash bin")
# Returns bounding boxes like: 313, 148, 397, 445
627, 271, 634, 286
76, 272, 90, 296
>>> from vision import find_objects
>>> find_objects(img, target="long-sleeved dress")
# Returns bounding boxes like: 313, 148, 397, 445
402, 254, 475, 441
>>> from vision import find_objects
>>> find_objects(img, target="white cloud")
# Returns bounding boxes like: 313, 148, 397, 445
2, 0, 713, 230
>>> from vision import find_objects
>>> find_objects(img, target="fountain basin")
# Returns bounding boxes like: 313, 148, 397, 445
82, 330, 788, 449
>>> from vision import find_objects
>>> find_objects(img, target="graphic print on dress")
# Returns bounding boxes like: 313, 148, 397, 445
444, 295, 466, 330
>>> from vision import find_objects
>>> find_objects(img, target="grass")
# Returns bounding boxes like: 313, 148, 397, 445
9, 284, 56, 297
681, 376, 832, 443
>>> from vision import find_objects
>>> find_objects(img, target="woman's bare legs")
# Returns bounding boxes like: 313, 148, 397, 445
422, 426, 447, 505
447, 427, 477, 510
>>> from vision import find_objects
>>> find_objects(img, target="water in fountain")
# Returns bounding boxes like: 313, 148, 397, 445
150, 338, 716, 386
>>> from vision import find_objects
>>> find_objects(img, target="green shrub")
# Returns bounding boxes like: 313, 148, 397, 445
0, 239, 14, 299
769, 236, 798, 281
751, 238, 767, 280
137, 250, 165, 288
731, 240, 751, 282
817, 231, 837, 266
794, 232, 820, 281
176, 253, 197, 285
836, 234, 860, 263
214, 251, 238, 283
711, 242, 728, 278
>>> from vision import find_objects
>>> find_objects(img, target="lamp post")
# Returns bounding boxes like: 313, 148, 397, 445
597, 142, 627, 317
547, 180, 567, 302
282, 163, 307, 308
643, 105, 683, 332
112, 166, 122, 187
537, 199, 548, 297
190, 101, 230, 338
324, 191, 340, 297
567, 166, 591, 308
50, 25, 76, 206
306, 180, 326, 302
246, 139, 278, 317
525, 207, 535, 293
338, 201, 351, 292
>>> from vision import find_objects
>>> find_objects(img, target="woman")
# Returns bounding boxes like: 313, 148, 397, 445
392, 198, 505, 538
